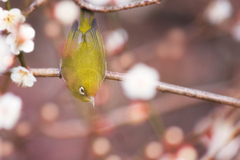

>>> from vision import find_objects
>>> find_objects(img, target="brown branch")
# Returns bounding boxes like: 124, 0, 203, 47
28, 68, 240, 108
23, 0, 46, 17
73, 0, 161, 12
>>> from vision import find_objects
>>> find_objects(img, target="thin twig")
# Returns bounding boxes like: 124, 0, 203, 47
23, 0, 46, 17
28, 68, 240, 108
5, 0, 11, 10
73, 0, 161, 12
18, 52, 27, 68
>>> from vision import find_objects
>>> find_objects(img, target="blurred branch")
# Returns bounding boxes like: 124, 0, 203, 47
73, 0, 161, 12
28, 68, 240, 108
23, 0, 46, 17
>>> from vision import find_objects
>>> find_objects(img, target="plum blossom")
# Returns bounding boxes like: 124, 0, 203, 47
0, 93, 22, 130
105, 28, 128, 55
54, 1, 79, 25
121, 63, 160, 100
216, 137, 240, 160
205, 0, 232, 25
6, 23, 35, 55
10, 66, 36, 87
114, 0, 132, 5
87, 0, 110, 6
0, 35, 13, 74
206, 119, 237, 159
0, 8, 25, 32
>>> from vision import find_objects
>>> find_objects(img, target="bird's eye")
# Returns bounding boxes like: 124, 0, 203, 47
79, 87, 85, 95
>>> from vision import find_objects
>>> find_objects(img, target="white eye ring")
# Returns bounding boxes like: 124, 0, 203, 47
79, 87, 85, 95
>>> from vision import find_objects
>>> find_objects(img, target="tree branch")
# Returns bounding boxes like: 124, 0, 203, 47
28, 68, 240, 108
18, 52, 27, 68
23, 0, 46, 17
73, 0, 161, 12
5, 0, 11, 10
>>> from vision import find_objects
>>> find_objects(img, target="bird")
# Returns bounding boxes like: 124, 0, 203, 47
60, 9, 106, 107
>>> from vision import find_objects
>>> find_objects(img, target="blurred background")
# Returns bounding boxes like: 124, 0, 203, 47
1, 0, 240, 159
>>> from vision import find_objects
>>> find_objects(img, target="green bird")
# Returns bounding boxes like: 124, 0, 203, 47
60, 9, 106, 107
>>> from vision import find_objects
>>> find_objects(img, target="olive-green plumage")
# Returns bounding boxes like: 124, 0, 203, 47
61, 9, 106, 106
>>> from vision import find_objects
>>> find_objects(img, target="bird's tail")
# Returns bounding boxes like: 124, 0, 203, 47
79, 8, 94, 34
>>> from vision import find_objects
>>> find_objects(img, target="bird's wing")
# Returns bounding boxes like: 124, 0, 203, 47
63, 20, 83, 57
85, 19, 105, 56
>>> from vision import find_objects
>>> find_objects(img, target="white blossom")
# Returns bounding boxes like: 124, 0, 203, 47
1, 0, 8, 2
0, 35, 13, 74
114, 0, 132, 5
216, 137, 240, 160
121, 63, 160, 100
0, 8, 25, 32
205, 0, 232, 25
0, 93, 22, 130
6, 23, 35, 55
105, 28, 128, 55
207, 119, 235, 157
10, 66, 37, 87
54, 1, 80, 25
87, 0, 110, 6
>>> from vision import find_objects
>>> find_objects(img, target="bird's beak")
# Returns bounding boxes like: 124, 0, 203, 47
89, 97, 95, 107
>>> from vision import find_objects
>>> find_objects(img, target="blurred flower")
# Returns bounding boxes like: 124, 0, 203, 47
92, 137, 110, 156
0, 140, 14, 158
10, 66, 37, 87
164, 126, 184, 147
216, 136, 240, 160
127, 101, 149, 124
159, 154, 174, 160
6, 23, 35, 55
145, 141, 163, 159
0, 8, 25, 32
40, 103, 59, 122
175, 145, 198, 160
121, 63, 159, 100
232, 21, 240, 42
54, 1, 79, 25
87, 0, 110, 6
0, 93, 22, 130
1, 0, 8, 2
113, 0, 132, 5
105, 155, 121, 160
44, 21, 61, 38
92, 116, 114, 133
0, 35, 13, 74
205, 0, 232, 25
15, 121, 31, 137
105, 28, 128, 56
207, 119, 236, 158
